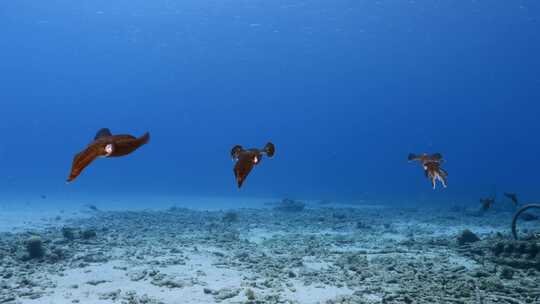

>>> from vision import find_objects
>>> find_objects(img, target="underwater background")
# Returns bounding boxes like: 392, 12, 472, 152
1, 0, 540, 207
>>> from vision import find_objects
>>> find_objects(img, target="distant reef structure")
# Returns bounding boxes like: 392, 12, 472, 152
273, 198, 306, 212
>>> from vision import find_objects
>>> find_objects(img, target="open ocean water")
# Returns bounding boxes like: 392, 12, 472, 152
0, 1, 539, 303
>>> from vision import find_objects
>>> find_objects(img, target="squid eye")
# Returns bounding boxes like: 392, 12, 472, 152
104, 144, 114, 156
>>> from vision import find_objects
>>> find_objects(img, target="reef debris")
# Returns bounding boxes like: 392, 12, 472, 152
81, 229, 97, 240
511, 203, 540, 240
62, 227, 76, 240
25, 236, 45, 260
457, 229, 480, 246
222, 211, 239, 223
273, 198, 305, 212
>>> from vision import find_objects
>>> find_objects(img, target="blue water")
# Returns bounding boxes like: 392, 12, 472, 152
1, 0, 539, 206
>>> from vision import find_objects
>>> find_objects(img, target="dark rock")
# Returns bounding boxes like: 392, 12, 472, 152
500, 267, 514, 280
274, 199, 305, 212
128, 270, 147, 282
152, 274, 187, 289
472, 270, 490, 278
356, 221, 371, 230
245, 288, 256, 300
504, 244, 515, 256
86, 204, 99, 212
517, 243, 528, 254
333, 213, 346, 220
26, 236, 45, 259
62, 227, 76, 240
528, 243, 539, 259
82, 253, 108, 263
214, 288, 240, 301
457, 229, 480, 246
335, 252, 368, 273
492, 242, 505, 256
48, 247, 65, 262
81, 229, 97, 239
86, 280, 108, 286
222, 211, 239, 223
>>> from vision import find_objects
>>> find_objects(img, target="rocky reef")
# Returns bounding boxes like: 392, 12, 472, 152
273, 198, 306, 212
0, 204, 539, 303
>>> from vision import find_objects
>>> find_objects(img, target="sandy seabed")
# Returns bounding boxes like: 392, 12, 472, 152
0, 197, 539, 304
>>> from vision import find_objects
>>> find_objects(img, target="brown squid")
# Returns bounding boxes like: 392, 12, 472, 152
231, 142, 275, 188
67, 128, 150, 182
408, 153, 448, 189
480, 197, 495, 212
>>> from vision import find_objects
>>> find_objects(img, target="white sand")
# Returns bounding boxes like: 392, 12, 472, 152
23, 248, 245, 304
20, 245, 354, 304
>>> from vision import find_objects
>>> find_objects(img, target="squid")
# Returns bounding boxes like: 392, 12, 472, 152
408, 153, 448, 189
67, 128, 150, 182
231, 142, 275, 188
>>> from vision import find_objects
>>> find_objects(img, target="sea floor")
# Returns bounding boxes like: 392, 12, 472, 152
1, 198, 539, 304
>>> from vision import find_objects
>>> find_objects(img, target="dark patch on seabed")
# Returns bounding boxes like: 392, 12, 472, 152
1, 201, 539, 304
